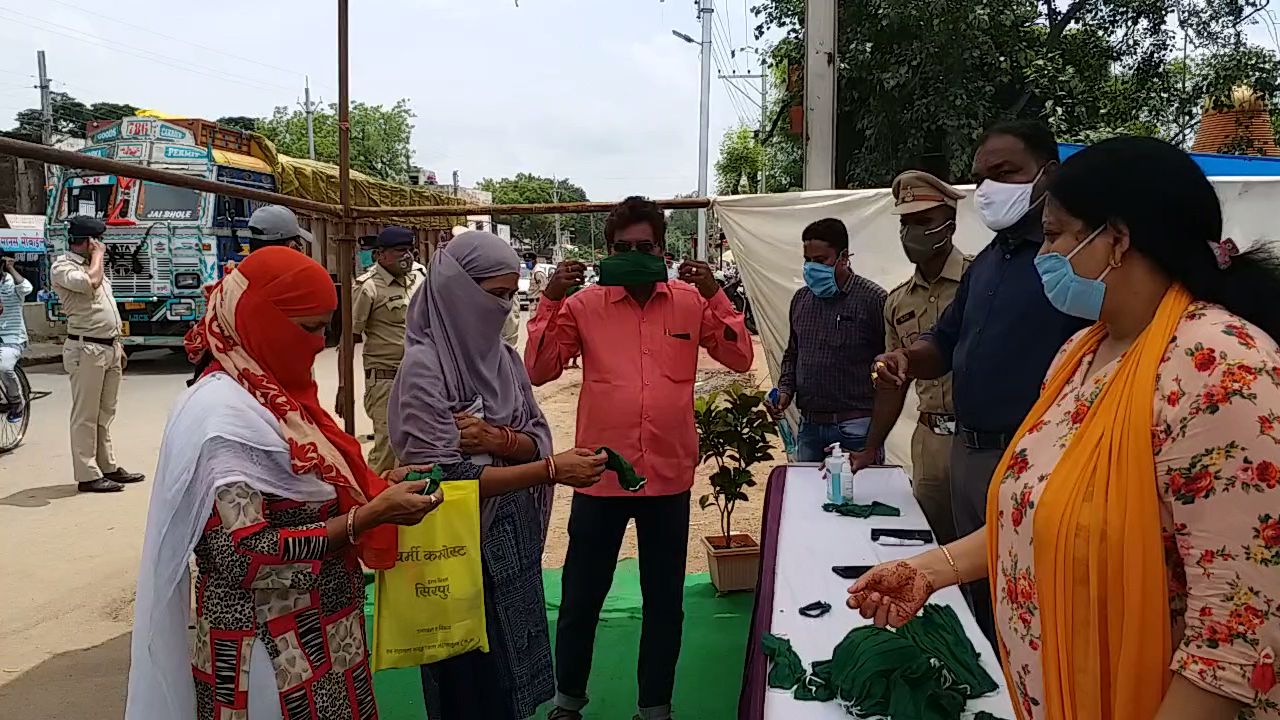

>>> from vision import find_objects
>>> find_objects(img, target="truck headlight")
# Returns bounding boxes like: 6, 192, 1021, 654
174, 272, 202, 289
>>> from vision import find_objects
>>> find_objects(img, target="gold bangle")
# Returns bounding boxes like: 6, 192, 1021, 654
939, 545, 962, 588
346, 506, 360, 546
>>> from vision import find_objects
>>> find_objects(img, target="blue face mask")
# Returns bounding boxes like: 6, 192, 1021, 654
1034, 226, 1111, 321
803, 260, 840, 298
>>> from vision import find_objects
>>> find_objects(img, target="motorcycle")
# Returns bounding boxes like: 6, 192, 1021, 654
719, 274, 758, 335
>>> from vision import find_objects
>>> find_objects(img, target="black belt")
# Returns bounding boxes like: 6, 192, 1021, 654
959, 425, 1014, 451
68, 334, 117, 346
365, 368, 398, 381
802, 409, 871, 424
919, 412, 957, 436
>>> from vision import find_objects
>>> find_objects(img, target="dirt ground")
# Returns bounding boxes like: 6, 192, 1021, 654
534, 335, 779, 574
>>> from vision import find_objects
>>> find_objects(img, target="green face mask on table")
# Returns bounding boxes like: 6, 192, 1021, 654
597, 251, 668, 287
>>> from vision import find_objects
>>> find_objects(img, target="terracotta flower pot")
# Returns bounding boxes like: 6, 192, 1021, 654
701, 533, 761, 593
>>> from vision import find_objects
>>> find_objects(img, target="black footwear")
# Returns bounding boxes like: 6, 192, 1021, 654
547, 708, 583, 720
104, 468, 146, 484
78, 477, 125, 493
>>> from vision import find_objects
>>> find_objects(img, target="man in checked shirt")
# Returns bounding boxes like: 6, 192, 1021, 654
770, 218, 888, 462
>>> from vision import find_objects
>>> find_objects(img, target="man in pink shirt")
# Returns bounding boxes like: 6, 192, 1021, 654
528, 197, 753, 720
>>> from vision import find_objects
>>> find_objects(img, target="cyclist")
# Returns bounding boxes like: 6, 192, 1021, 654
0, 252, 31, 423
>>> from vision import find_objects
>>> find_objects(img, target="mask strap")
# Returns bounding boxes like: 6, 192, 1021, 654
1065, 225, 1106, 261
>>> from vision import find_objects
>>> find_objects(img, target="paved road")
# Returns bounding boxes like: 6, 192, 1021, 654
0, 347, 372, 718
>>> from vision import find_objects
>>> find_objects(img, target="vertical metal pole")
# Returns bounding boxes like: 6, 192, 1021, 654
37, 51, 52, 145
336, 0, 356, 434
759, 53, 768, 193
552, 175, 560, 259
803, 0, 837, 190
696, 0, 713, 260
304, 76, 317, 160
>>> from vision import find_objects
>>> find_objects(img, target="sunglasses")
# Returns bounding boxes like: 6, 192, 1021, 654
612, 241, 657, 254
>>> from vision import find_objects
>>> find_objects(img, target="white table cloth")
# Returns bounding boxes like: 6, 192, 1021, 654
761, 465, 1016, 719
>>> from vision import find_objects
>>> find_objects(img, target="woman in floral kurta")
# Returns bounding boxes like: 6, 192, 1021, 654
850, 137, 1280, 720
996, 303, 1280, 719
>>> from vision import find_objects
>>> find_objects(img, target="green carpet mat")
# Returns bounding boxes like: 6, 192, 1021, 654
364, 559, 753, 719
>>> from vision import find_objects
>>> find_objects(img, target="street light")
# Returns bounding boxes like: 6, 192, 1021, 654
671, 29, 697, 44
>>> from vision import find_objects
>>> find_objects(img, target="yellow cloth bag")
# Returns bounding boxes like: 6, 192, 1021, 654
370, 479, 489, 671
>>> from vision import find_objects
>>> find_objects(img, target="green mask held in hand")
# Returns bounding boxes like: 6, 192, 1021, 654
597, 446, 646, 492
597, 251, 668, 287
405, 466, 444, 496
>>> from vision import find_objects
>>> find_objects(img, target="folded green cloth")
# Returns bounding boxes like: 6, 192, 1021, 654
821, 500, 901, 518
760, 633, 806, 690
404, 466, 444, 496
897, 604, 999, 699
598, 446, 646, 492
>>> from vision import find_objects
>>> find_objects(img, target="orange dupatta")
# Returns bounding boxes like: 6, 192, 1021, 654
985, 284, 1190, 720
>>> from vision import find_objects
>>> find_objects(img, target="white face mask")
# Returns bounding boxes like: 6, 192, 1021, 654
973, 165, 1047, 232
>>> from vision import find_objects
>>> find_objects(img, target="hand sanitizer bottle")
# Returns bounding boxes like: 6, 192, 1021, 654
840, 454, 855, 500
824, 444, 846, 504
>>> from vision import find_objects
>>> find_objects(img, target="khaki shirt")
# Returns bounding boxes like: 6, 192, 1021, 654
352, 263, 425, 371
51, 251, 123, 338
884, 247, 970, 415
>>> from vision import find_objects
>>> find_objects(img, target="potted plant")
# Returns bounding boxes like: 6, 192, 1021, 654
694, 384, 779, 592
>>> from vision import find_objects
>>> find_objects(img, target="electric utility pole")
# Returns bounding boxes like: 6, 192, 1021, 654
299, 75, 319, 160
722, 51, 768, 192
552, 175, 561, 260
37, 51, 52, 145
696, 0, 713, 261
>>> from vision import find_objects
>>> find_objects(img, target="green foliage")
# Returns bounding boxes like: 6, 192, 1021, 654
256, 99, 416, 182
715, 126, 765, 194
475, 174, 601, 256
666, 191, 699, 258
753, 0, 1280, 188
216, 116, 259, 132
694, 384, 779, 542
2, 93, 136, 142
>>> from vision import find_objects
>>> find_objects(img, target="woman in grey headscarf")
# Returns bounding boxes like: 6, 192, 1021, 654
389, 230, 606, 720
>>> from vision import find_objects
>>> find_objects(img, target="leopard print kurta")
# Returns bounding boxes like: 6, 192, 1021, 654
192, 482, 377, 720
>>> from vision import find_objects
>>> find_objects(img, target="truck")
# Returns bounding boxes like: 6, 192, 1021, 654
43, 115, 465, 348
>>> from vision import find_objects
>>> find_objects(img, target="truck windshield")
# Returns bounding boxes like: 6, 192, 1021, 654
58, 176, 116, 219
137, 182, 201, 221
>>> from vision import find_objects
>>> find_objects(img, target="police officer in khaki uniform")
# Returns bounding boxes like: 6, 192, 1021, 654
849, 171, 969, 543
51, 216, 146, 493
350, 226, 425, 473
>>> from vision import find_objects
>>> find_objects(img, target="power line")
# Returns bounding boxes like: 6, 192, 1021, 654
42, 0, 322, 87
0, 8, 298, 95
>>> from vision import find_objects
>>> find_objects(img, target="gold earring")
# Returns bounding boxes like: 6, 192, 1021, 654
1109, 257, 1122, 269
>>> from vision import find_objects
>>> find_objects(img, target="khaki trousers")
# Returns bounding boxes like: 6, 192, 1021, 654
910, 422, 957, 545
63, 339, 122, 483
363, 377, 398, 475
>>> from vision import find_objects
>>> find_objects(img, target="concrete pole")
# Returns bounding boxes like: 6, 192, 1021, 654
37, 51, 52, 145
759, 52, 768, 193
803, 0, 836, 190
303, 76, 316, 160
696, 0, 713, 261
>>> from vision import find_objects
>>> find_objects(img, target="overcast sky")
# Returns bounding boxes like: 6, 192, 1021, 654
0, 0, 772, 201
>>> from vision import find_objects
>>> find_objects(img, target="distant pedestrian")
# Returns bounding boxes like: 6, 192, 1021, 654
0, 252, 32, 423
348, 226, 425, 474
50, 216, 145, 493
770, 218, 888, 462
528, 196, 754, 720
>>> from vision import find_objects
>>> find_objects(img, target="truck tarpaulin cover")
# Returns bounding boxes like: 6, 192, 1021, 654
713, 176, 1280, 469
250, 134, 468, 231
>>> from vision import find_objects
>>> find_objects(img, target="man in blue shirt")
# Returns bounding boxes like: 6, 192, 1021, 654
873, 121, 1088, 641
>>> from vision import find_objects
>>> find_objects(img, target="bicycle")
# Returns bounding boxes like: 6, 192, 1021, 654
0, 362, 31, 454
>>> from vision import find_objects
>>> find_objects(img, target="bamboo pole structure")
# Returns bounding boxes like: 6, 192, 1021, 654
336, 0, 357, 434
350, 196, 712, 219
0, 136, 342, 216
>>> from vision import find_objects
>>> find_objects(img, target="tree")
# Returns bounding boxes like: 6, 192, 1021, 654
216, 116, 259, 132
2, 91, 88, 141
475, 174, 600, 257
715, 126, 765, 195
256, 99, 416, 181
753, 0, 1280, 187
666, 192, 700, 258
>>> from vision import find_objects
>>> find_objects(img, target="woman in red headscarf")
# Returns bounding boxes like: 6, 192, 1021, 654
126, 247, 440, 720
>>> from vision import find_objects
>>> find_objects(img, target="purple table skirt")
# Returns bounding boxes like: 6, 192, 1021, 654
737, 465, 789, 720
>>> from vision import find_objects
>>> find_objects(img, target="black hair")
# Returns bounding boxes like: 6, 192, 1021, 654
604, 196, 666, 244
1050, 135, 1280, 343
801, 218, 849, 253
981, 120, 1060, 166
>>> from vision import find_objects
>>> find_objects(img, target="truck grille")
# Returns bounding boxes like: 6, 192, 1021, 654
104, 243, 170, 296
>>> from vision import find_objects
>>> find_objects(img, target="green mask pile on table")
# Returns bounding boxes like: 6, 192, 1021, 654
597, 446, 646, 492
821, 500, 901, 519
761, 603, 1006, 720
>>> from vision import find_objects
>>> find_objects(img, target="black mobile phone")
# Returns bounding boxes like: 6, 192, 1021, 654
870, 528, 935, 544
832, 564, 874, 580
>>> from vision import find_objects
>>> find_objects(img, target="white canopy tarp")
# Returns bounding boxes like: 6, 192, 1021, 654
714, 177, 1280, 467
